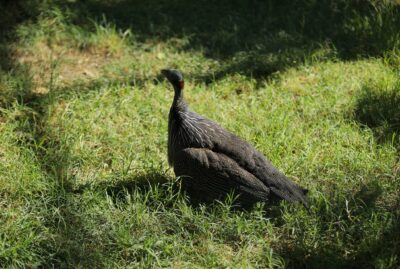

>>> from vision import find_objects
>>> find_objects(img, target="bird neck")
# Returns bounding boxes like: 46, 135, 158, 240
172, 84, 187, 111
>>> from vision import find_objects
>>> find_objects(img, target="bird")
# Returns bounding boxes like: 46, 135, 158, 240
161, 69, 309, 210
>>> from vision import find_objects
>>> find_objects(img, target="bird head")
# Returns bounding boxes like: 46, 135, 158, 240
161, 69, 184, 90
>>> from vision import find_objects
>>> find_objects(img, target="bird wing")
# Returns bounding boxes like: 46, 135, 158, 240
193, 116, 309, 208
173, 147, 271, 205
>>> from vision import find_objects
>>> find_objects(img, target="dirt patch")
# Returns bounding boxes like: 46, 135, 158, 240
14, 41, 120, 87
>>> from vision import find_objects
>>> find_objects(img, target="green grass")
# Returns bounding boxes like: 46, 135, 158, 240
0, 1, 399, 268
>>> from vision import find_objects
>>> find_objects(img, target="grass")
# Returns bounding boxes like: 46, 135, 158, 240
0, 0, 399, 268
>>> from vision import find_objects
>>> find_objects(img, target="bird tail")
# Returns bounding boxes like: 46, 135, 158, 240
270, 183, 310, 213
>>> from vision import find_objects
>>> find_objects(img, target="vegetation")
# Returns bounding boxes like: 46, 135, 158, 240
0, 0, 399, 268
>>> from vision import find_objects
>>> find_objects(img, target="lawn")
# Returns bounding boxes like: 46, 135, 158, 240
0, 0, 399, 268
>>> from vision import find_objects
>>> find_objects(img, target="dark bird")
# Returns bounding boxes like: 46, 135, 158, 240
162, 69, 309, 210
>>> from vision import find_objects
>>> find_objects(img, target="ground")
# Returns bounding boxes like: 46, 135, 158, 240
0, 1, 399, 268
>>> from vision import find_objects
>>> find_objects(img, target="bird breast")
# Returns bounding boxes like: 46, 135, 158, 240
168, 110, 214, 166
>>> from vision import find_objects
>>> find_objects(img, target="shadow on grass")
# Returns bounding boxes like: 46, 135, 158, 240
0, 0, 37, 70
79, 170, 287, 219
8, 80, 111, 267
0, 40, 117, 267
284, 211, 400, 269
75, 171, 176, 203
67, 0, 400, 57
0, 1, 40, 107
353, 211, 400, 269
56, 0, 400, 80
354, 84, 400, 149
4, 0, 399, 84
279, 182, 399, 269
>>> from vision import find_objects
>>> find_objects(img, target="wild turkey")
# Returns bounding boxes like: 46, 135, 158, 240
162, 69, 309, 210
